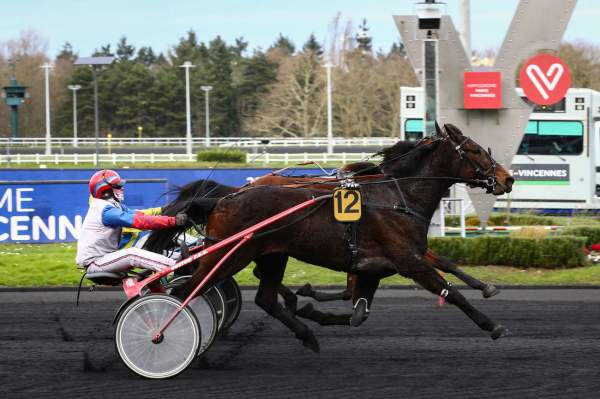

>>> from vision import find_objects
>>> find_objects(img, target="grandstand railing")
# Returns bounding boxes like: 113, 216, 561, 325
0, 136, 397, 148
0, 152, 382, 165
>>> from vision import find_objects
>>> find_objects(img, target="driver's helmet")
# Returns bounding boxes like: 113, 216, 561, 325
89, 170, 125, 199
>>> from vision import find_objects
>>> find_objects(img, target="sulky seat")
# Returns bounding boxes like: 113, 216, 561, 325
84, 271, 127, 286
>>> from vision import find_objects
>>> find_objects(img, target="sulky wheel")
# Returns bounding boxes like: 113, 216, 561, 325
115, 294, 200, 379
165, 276, 219, 355
215, 277, 242, 331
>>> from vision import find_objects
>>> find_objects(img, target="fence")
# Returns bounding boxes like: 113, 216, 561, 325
0, 136, 397, 148
439, 198, 467, 238
245, 152, 381, 165
0, 152, 384, 165
0, 153, 195, 165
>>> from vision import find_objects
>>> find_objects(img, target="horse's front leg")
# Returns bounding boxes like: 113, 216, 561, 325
426, 249, 499, 298
253, 254, 321, 352
253, 264, 297, 312
406, 260, 509, 340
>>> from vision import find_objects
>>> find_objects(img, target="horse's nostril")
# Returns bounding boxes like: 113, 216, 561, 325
507, 177, 515, 186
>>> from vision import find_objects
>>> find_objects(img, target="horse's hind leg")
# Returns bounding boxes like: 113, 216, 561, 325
407, 264, 508, 340
426, 250, 499, 298
296, 274, 355, 302
253, 254, 321, 352
295, 274, 378, 328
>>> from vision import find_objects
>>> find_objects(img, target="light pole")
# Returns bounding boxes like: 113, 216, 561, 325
40, 63, 52, 155
201, 85, 213, 147
180, 61, 196, 159
323, 63, 335, 154
74, 56, 115, 167
68, 84, 81, 147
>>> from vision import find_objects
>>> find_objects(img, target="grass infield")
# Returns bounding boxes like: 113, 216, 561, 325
2, 243, 600, 287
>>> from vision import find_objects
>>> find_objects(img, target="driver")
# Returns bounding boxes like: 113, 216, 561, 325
76, 169, 188, 274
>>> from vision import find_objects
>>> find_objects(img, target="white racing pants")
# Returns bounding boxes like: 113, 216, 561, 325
86, 247, 177, 274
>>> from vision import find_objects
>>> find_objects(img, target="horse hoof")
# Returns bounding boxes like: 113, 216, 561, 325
296, 303, 314, 318
296, 283, 315, 298
302, 333, 320, 353
491, 325, 509, 340
482, 285, 500, 299
350, 298, 369, 327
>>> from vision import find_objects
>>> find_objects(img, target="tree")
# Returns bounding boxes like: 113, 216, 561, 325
56, 41, 76, 62
248, 53, 325, 137
200, 36, 239, 136
269, 34, 295, 56
389, 39, 407, 58
93, 44, 113, 56
303, 33, 323, 57
356, 19, 372, 53
232, 37, 249, 57
116, 36, 135, 61
237, 50, 277, 121
136, 46, 157, 66
558, 42, 600, 90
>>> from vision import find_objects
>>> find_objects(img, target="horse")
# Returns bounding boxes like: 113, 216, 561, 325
145, 149, 500, 312
166, 123, 513, 352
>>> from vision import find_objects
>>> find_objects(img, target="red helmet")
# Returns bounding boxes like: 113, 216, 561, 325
89, 170, 125, 199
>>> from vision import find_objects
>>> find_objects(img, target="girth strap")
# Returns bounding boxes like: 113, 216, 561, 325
364, 202, 429, 224
345, 222, 360, 273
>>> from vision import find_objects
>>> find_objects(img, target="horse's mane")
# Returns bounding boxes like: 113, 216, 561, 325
378, 140, 435, 177
144, 179, 237, 254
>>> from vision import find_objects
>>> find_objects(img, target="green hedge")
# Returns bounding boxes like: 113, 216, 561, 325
445, 213, 600, 227
429, 235, 587, 268
558, 226, 600, 248
196, 149, 246, 163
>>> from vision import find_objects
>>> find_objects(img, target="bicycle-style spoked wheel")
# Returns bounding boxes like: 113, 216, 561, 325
115, 294, 200, 379
165, 276, 219, 354
217, 277, 242, 331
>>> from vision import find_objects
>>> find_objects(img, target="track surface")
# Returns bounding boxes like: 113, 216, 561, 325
2, 288, 600, 398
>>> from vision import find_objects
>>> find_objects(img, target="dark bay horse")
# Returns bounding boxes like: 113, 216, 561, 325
145, 149, 500, 311
170, 123, 513, 352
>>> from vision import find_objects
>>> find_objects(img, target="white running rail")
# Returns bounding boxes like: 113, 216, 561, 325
0, 152, 382, 165
0, 136, 397, 148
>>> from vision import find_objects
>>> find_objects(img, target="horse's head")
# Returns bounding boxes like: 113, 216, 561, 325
438, 123, 514, 195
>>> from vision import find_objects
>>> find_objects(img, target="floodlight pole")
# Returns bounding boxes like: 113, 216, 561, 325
201, 86, 213, 147
68, 85, 81, 147
41, 63, 52, 155
92, 67, 101, 166
323, 63, 335, 154
180, 61, 196, 159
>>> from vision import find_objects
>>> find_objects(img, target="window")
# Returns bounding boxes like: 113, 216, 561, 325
404, 119, 424, 141
517, 120, 584, 156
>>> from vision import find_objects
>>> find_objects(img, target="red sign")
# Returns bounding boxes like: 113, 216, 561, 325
463, 71, 502, 109
519, 54, 571, 106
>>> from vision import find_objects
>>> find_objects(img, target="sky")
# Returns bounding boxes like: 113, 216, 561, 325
2, 0, 598, 58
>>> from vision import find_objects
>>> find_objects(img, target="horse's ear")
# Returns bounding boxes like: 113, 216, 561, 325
443, 123, 463, 138
435, 121, 443, 136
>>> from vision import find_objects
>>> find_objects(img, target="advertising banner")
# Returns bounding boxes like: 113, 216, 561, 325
463, 71, 502, 109
0, 168, 323, 243
509, 164, 569, 185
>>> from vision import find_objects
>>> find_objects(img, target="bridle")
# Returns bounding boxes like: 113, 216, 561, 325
445, 134, 498, 194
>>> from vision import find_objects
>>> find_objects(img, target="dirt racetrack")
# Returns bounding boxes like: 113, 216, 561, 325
1, 288, 600, 399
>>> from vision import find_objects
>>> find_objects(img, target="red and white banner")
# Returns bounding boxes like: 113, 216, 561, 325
519, 54, 571, 106
463, 71, 502, 109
